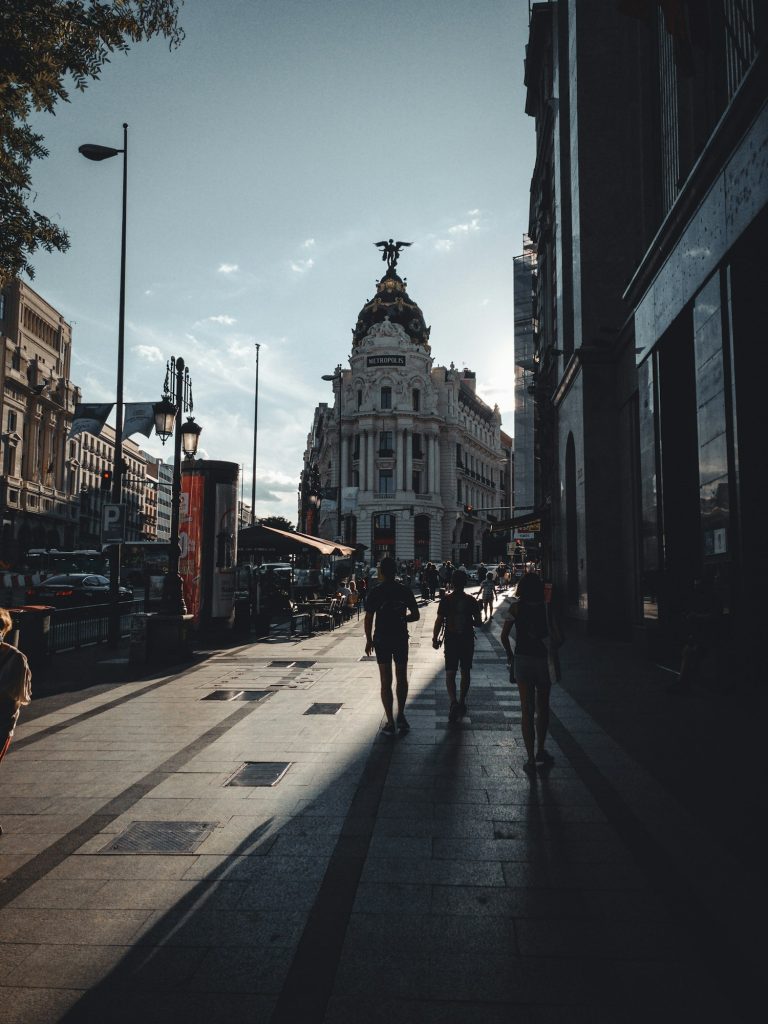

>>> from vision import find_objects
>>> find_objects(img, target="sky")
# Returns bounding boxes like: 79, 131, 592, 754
26, 0, 535, 525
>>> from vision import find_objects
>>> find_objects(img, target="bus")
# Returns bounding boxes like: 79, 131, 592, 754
23, 549, 109, 578
120, 541, 171, 585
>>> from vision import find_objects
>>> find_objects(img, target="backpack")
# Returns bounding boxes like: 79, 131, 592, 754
443, 593, 476, 636
374, 595, 407, 635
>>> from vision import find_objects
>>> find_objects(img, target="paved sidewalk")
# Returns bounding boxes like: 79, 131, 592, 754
0, 598, 762, 1023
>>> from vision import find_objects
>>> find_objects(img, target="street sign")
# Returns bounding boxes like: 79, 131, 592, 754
515, 531, 535, 540
101, 503, 126, 543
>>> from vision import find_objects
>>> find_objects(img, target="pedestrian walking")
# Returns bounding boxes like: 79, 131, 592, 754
480, 571, 496, 621
364, 557, 420, 736
500, 573, 553, 774
0, 608, 32, 835
432, 568, 482, 722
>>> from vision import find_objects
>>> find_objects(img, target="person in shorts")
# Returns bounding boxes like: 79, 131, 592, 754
479, 571, 496, 621
364, 557, 420, 736
500, 573, 552, 774
432, 569, 482, 722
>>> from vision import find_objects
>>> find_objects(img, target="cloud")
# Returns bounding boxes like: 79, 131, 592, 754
290, 257, 315, 274
134, 344, 164, 363
206, 314, 237, 325
301, 238, 316, 249
434, 239, 454, 253
217, 263, 239, 274
448, 214, 481, 235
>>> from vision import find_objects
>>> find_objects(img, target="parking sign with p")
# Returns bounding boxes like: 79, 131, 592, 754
102, 503, 126, 544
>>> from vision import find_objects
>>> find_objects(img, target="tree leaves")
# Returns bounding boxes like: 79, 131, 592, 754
0, 0, 183, 286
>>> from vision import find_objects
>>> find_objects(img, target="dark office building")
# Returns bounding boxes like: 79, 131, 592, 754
523, 1, 766, 671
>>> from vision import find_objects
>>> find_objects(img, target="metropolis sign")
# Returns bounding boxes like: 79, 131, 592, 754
367, 355, 406, 367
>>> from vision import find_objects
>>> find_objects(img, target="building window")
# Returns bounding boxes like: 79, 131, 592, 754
457, 478, 462, 501
412, 433, 423, 459
456, 442, 462, 467
412, 470, 421, 494
352, 470, 360, 487
357, 389, 362, 409
378, 468, 394, 495
6, 410, 17, 432
412, 388, 420, 411
353, 435, 360, 458
380, 386, 392, 409
379, 430, 393, 456
0, 293, 5, 320
11, 347, 20, 371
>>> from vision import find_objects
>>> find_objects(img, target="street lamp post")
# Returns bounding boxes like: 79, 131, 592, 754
153, 357, 202, 615
321, 366, 343, 542
79, 123, 128, 647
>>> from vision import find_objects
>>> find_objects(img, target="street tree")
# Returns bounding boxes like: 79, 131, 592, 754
260, 516, 296, 533
0, 0, 184, 286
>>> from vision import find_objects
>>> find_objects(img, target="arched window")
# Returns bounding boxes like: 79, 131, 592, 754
380, 386, 392, 410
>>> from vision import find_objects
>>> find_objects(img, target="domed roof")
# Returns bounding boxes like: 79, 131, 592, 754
352, 269, 431, 349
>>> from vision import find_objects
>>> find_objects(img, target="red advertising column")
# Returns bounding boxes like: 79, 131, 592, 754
180, 460, 238, 634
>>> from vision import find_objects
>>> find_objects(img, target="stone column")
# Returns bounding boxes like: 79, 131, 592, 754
405, 429, 413, 492
396, 429, 404, 493
367, 430, 375, 494
428, 434, 435, 494
434, 436, 440, 494
360, 432, 368, 491
341, 435, 349, 489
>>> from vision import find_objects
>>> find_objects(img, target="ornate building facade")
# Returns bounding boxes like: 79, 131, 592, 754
0, 280, 81, 563
300, 258, 506, 566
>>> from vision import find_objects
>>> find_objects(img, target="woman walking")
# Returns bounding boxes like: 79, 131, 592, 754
0, 608, 32, 834
500, 573, 553, 774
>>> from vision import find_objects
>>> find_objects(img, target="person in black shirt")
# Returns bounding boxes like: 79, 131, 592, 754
432, 569, 482, 722
364, 557, 420, 736
501, 572, 552, 774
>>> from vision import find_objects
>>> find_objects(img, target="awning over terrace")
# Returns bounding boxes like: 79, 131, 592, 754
238, 523, 357, 557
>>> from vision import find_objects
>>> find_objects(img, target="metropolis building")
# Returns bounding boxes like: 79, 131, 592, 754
300, 254, 506, 567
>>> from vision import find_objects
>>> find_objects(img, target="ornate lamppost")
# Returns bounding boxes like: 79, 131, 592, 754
153, 357, 202, 614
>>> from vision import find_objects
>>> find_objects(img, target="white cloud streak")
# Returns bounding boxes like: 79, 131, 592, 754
217, 263, 239, 274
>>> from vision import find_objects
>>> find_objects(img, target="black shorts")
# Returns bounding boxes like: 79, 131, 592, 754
443, 634, 474, 672
374, 636, 409, 666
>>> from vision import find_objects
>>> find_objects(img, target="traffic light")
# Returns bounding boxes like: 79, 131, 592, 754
464, 504, 474, 516
100, 469, 113, 491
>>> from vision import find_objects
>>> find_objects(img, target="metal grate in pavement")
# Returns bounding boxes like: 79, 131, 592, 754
226, 761, 291, 787
201, 690, 244, 701
101, 820, 215, 854
268, 660, 316, 669
304, 703, 343, 715
233, 690, 272, 702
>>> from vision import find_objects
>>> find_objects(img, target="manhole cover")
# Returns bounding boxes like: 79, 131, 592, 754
226, 762, 291, 787
201, 690, 244, 701
304, 703, 342, 715
102, 821, 215, 854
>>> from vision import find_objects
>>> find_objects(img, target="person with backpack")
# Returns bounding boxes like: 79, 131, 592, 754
500, 572, 553, 774
432, 568, 482, 722
0, 608, 32, 835
479, 571, 496, 622
364, 557, 420, 736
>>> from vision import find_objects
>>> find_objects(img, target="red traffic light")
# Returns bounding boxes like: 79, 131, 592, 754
100, 469, 113, 491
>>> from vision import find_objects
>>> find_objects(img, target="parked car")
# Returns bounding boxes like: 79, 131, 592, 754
25, 573, 134, 607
